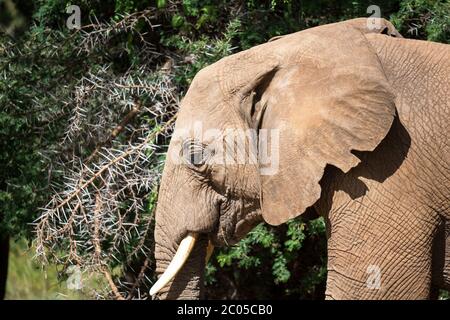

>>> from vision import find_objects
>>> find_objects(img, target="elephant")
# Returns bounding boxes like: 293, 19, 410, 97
149, 18, 450, 299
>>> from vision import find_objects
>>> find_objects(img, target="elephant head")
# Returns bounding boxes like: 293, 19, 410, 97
150, 18, 398, 299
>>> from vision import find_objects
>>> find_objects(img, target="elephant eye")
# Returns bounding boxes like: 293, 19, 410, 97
181, 139, 212, 167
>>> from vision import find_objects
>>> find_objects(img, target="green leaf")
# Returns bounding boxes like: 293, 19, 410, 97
272, 254, 290, 283
157, 0, 167, 9
171, 14, 185, 28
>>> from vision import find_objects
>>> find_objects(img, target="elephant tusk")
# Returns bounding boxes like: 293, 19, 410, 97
150, 232, 198, 296
205, 240, 214, 264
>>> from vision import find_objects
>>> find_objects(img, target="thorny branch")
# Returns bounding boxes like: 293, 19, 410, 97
33, 10, 182, 299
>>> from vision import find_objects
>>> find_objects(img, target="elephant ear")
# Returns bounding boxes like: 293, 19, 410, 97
257, 24, 396, 225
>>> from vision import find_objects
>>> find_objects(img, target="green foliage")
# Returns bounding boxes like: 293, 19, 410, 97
0, 28, 76, 236
391, 0, 450, 43
439, 289, 450, 300
161, 18, 242, 87
209, 218, 327, 299
115, 0, 140, 13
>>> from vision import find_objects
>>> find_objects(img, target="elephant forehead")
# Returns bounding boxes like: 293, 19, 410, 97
175, 103, 243, 131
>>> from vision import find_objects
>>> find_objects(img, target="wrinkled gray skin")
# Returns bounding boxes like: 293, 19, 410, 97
153, 18, 450, 299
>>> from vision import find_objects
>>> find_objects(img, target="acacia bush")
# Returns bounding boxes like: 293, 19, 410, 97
1, 0, 448, 299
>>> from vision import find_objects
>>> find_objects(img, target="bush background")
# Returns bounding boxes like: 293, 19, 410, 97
0, 0, 448, 299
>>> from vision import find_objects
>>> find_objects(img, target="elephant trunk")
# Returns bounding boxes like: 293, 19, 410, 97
151, 163, 208, 299
153, 229, 207, 299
